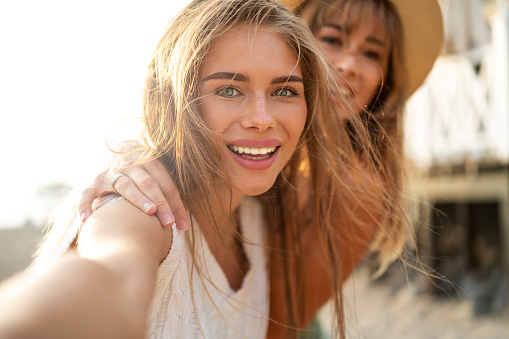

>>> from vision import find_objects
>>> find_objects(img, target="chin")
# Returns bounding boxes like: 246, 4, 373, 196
232, 178, 277, 197
241, 185, 273, 197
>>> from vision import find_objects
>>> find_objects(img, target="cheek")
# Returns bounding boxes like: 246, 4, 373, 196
287, 103, 308, 141
200, 101, 234, 132
317, 43, 336, 61
360, 62, 384, 95
366, 62, 384, 84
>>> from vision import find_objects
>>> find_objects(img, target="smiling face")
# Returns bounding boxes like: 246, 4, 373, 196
198, 25, 307, 205
314, 7, 390, 117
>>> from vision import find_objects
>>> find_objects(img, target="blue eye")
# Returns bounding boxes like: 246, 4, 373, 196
217, 87, 238, 97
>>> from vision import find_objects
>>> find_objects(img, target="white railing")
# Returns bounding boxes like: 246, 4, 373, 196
404, 0, 509, 168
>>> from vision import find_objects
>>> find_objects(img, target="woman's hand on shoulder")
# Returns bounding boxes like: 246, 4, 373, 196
78, 156, 190, 231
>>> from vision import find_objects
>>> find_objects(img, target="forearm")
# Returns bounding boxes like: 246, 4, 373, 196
0, 254, 148, 339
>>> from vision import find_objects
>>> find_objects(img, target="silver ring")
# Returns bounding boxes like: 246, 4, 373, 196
110, 174, 126, 195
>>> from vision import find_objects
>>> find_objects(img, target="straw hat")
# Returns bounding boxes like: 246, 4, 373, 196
280, 0, 444, 95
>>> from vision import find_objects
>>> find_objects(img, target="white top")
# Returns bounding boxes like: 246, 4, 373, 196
147, 196, 270, 339
31, 195, 269, 339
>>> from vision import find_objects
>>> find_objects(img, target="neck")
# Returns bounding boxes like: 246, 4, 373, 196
191, 187, 245, 236
190, 189, 249, 291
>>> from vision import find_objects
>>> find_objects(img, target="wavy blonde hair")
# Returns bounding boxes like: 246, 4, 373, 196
34, 1, 392, 338
138, 0, 392, 338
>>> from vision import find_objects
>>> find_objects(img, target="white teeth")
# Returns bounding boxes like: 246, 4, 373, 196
229, 145, 277, 155
243, 154, 271, 160
338, 87, 352, 97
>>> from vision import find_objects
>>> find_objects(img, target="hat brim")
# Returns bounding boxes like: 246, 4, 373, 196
280, 0, 444, 95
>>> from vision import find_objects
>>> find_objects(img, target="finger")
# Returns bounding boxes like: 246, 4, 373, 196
141, 160, 190, 231
112, 172, 158, 216
78, 187, 97, 223
77, 171, 110, 223
124, 163, 176, 228
159, 181, 189, 231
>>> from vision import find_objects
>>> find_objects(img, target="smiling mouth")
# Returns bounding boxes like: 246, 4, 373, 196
339, 88, 353, 97
227, 145, 278, 160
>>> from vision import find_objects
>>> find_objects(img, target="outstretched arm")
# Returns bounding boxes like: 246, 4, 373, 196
0, 199, 172, 339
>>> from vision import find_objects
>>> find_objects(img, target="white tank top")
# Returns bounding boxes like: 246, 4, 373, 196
147, 196, 269, 339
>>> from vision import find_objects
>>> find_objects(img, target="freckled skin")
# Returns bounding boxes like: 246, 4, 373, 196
198, 25, 307, 204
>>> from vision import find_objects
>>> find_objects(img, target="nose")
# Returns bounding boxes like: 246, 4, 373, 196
241, 94, 276, 132
335, 53, 358, 79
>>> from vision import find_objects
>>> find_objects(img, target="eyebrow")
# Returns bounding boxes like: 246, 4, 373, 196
202, 72, 248, 82
202, 72, 303, 84
366, 36, 386, 47
322, 23, 386, 47
271, 75, 303, 84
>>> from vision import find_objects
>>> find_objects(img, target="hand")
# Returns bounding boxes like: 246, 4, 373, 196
78, 158, 189, 231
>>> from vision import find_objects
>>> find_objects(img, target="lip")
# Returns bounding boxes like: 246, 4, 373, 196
228, 138, 281, 148
331, 93, 342, 107
227, 139, 281, 171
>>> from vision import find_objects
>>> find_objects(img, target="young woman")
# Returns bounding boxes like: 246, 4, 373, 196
0, 0, 383, 338
75, 0, 443, 337
292, 0, 443, 271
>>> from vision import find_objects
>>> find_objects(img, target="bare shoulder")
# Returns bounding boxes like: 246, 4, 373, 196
79, 198, 173, 264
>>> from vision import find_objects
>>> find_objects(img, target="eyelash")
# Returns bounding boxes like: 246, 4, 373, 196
364, 51, 381, 61
273, 86, 300, 97
215, 86, 300, 97
320, 36, 341, 46
215, 86, 240, 97
319, 34, 382, 61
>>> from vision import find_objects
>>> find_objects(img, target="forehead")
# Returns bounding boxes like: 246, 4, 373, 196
324, 1, 390, 40
200, 25, 301, 78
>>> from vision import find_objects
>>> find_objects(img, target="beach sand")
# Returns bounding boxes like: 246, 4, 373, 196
317, 267, 509, 339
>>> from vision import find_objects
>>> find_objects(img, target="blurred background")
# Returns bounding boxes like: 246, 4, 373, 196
0, 0, 508, 338
0, 0, 189, 276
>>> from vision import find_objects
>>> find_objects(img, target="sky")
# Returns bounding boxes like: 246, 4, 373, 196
0, 0, 191, 227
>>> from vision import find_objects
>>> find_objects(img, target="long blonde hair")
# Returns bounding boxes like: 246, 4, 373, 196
140, 0, 384, 338
34, 1, 390, 338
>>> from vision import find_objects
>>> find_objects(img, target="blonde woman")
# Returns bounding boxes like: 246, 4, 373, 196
0, 0, 383, 338
75, 0, 443, 337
